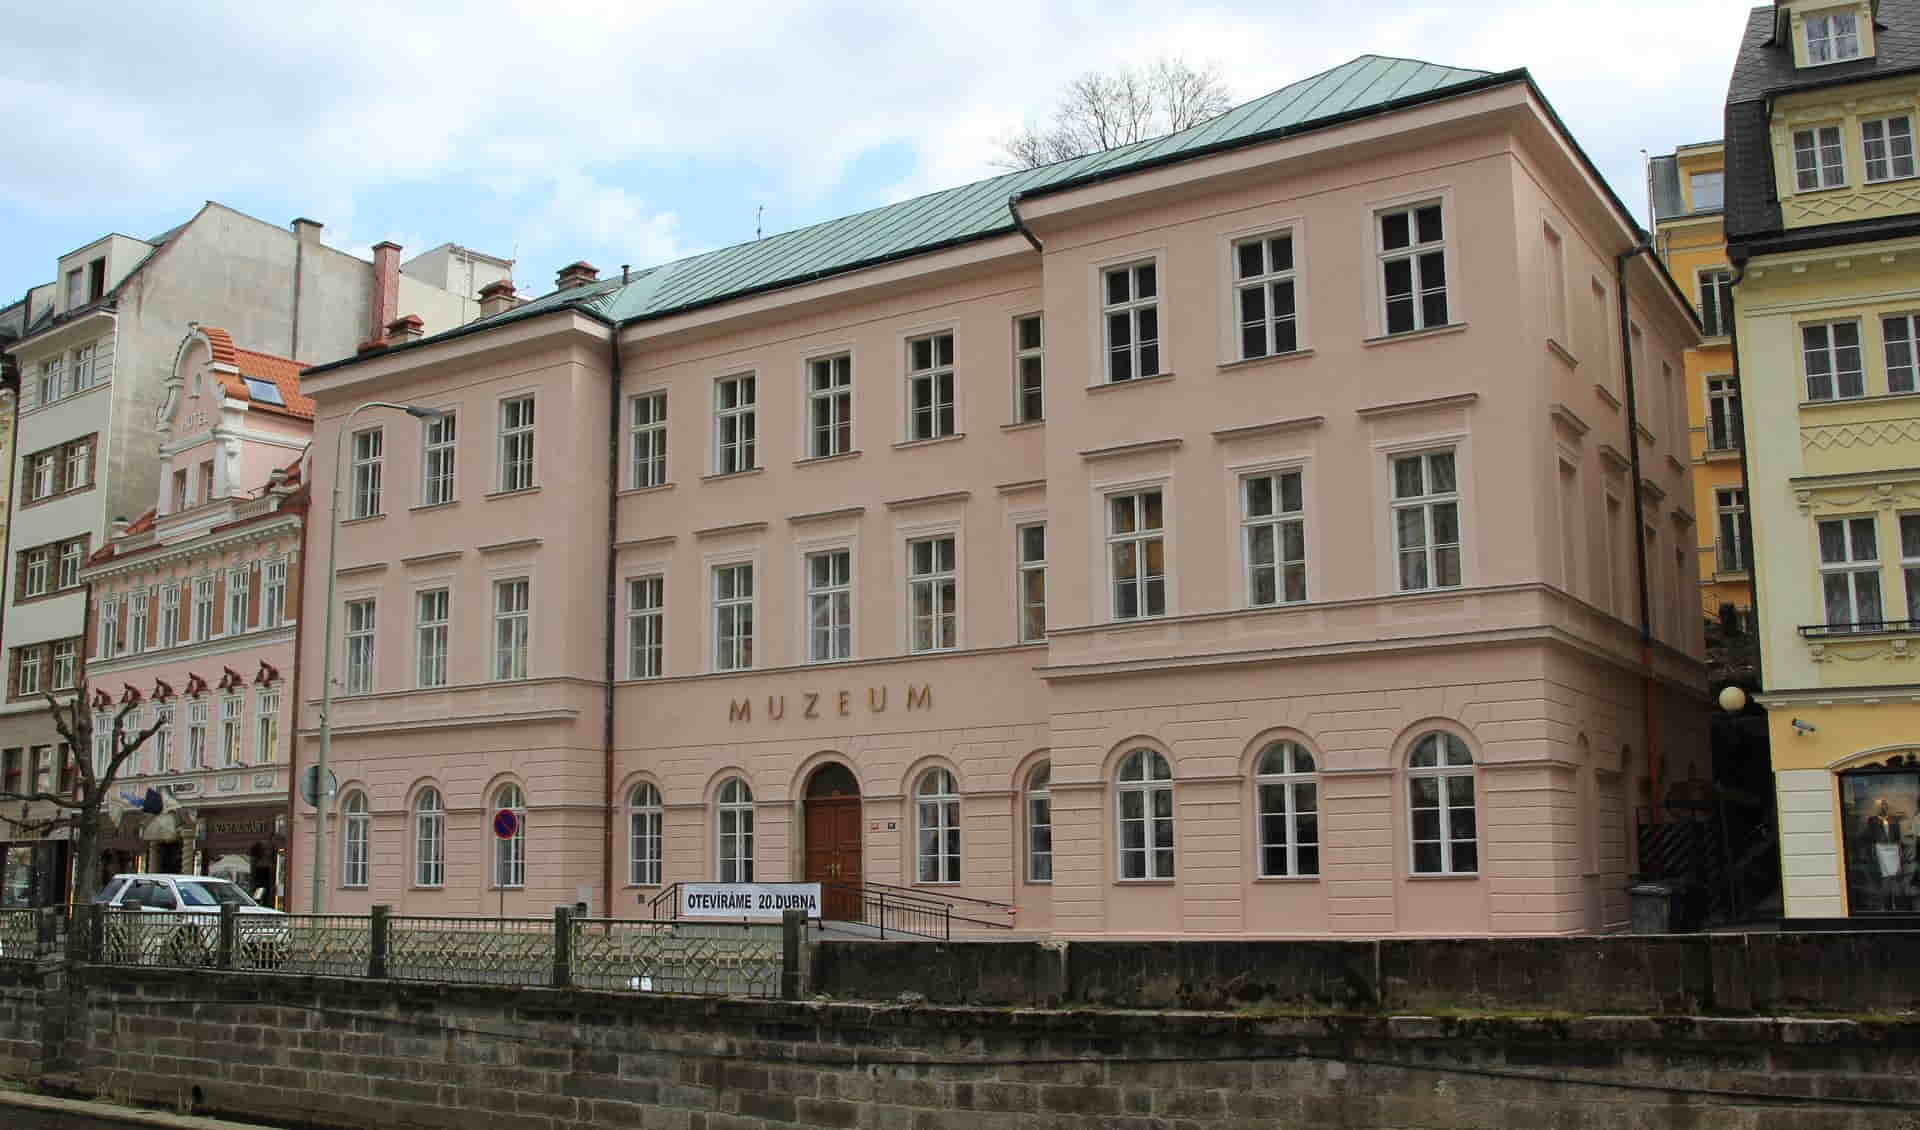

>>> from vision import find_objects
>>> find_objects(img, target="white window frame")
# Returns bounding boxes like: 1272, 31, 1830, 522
1017, 522, 1047, 643
99, 597, 121, 659
1013, 314, 1044, 423
349, 427, 383, 519
414, 788, 445, 888
17, 648, 41, 696
1390, 448, 1463, 593
713, 373, 757, 475
22, 548, 48, 597
1794, 124, 1848, 191
805, 548, 853, 662
1803, 319, 1865, 401
50, 640, 75, 690
492, 783, 526, 889
1902, 513, 1920, 624
1100, 260, 1161, 383
629, 782, 663, 886
1819, 515, 1884, 630
1884, 314, 1920, 395
630, 391, 668, 488
91, 712, 111, 777
626, 575, 664, 679
191, 576, 215, 642
30, 453, 53, 501
225, 565, 250, 635
1376, 199, 1450, 335
1805, 8, 1862, 64
64, 443, 89, 496
1706, 376, 1742, 451
492, 578, 530, 681
1115, 748, 1175, 880
255, 688, 280, 764
1863, 114, 1916, 183
159, 584, 181, 647
186, 699, 208, 769
807, 353, 854, 458
1699, 268, 1734, 338
1232, 228, 1300, 360
1025, 763, 1052, 883
344, 598, 376, 695
904, 331, 956, 442
1408, 731, 1478, 876
128, 591, 149, 655
220, 692, 244, 767
415, 588, 450, 688
1716, 487, 1751, 574
1106, 487, 1167, 621
1255, 740, 1319, 879
342, 792, 370, 888
1241, 468, 1307, 607
712, 561, 755, 672
1688, 171, 1725, 211
152, 704, 172, 773
914, 767, 961, 884
261, 560, 287, 628
38, 357, 62, 406
57, 540, 81, 591
715, 776, 754, 882
421, 410, 457, 506
906, 534, 957, 653
497, 395, 536, 493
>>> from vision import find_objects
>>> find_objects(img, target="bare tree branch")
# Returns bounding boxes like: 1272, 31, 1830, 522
995, 58, 1234, 171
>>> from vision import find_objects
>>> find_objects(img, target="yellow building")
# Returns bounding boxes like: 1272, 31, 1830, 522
1652, 142, 1753, 645
1727, 0, 1920, 923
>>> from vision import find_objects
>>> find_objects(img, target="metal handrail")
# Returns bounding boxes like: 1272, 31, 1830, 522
851, 879, 1015, 914
1799, 619, 1919, 638
646, 883, 683, 920
824, 880, 1014, 933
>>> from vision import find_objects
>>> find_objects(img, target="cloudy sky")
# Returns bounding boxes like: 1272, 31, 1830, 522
0, 1, 1754, 311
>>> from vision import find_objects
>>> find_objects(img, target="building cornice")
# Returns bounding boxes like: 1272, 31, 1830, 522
86, 625, 296, 677
81, 513, 300, 583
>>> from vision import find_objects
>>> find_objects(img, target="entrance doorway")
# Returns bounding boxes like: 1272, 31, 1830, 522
803, 762, 862, 920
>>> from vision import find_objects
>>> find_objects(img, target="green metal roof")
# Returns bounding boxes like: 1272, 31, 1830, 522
309, 55, 1501, 373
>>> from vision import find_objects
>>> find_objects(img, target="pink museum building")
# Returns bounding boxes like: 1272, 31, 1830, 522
78, 326, 312, 905
290, 56, 1707, 937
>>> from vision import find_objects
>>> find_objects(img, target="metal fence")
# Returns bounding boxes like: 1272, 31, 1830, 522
571, 919, 781, 996
387, 914, 556, 986
236, 914, 372, 977
0, 907, 57, 961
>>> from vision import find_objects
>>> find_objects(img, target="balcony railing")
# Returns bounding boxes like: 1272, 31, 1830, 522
1704, 434, 1742, 455
1799, 619, 1918, 638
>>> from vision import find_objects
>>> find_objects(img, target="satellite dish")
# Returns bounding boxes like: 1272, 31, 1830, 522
299, 766, 339, 808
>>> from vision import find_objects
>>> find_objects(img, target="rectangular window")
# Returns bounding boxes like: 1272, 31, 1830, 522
1103, 262, 1160, 382
1803, 321, 1864, 400
1014, 315, 1044, 423
199, 461, 214, 504
907, 536, 957, 652
1706, 377, 1743, 451
261, 560, 287, 627
128, 592, 148, 655
1243, 469, 1307, 606
345, 599, 376, 694
1807, 10, 1862, 63
498, 396, 535, 492
808, 355, 853, 458
72, 344, 95, 391
191, 577, 214, 642
1392, 450, 1463, 592
22, 548, 48, 597
16, 647, 42, 697
350, 428, 383, 518
1795, 125, 1847, 191
91, 712, 111, 778
1234, 231, 1298, 359
152, 705, 172, 773
65, 443, 90, 495
220, 694, 244, 767
1689, 171, 1725, 210
713, 563, 754, 671
415, 588, 449, 688
30, 453, 54, 501
630, 391, 667, 488
172, 469, 188, 513
57, 540, 81, 591
1017, 523, 1047, 643
626, 576, 663, 679
186, 700, 207, 769
1863, 115, 1916, 182
225, 566, 250, 635
1543, 225, 1567, 344
65, 269, 83, 308
255, 689, 280, 764
50, 641, 75, 690
1717, 488, 1750, 573
1108, 489, 1166, 620
99, 598, 121, 659
1885, 314, 1920, 394
39, 357, 62, 406
905, 333, 956, 441
1379, 202, 1448, 334
1699, 269, 1735, 337
492, 579, 530, 681
713, 374, 757, 474
806, 549, 852, 662
421, 411, 457, 506
1821, 516, 1884, 629
1904, 514, 1920, 623
159, 585, 181, 646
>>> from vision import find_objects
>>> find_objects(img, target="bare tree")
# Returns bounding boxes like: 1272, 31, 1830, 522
0, 684, 163, 908
997, 58, 1234, 170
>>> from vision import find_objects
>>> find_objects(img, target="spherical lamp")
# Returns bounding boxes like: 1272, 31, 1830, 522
1717, 685, 1748, 713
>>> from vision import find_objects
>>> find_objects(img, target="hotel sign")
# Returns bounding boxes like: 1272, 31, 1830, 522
728, 683, 931, 723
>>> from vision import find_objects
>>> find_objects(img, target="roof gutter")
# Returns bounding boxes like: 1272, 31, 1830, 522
583, 306, 620, 917
1007, 198, 1043, 253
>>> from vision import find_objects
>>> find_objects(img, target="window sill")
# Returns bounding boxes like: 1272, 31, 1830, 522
1593, 383, 1622, 411
1406, 872, 1480, 880
1790, 182, 1852, 196
1363, 322, 1468, 347
1712, 569, 1751, 582
12, 587, 85, 607
701, 467, 765, 482
19, 484, 98, 510
1866, 173, 1919, 188
484, 486, 541, 500
1086, 372, 1174, 394
1703, 449, 1742, 463
1023, 879, 1053, 887
1113, 879, 1176, 886
1802, 388, 1920, 409
892, 433, 964, 451
1397, 584, 1464, 596
1218, 349, 1314, 373
410, 885, 445, 891
1546, 338, 1578, 368
409, 500, 459, 513
1697, 334, 1731, 347
794, 450, 862, 467
341, 513, 385, 526
1253, 875, 1321, 883
618, 482, 677, 497
1001, 420, 1044, 432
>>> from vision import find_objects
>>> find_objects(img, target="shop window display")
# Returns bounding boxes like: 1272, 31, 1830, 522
1840, 756, 1920, 915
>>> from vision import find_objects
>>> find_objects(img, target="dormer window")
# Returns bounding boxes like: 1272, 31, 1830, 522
1689, 171, 1724, 211
1806, 9, 1862, 64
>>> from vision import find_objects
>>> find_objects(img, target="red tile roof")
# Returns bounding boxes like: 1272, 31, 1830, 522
197, 326, 315, 419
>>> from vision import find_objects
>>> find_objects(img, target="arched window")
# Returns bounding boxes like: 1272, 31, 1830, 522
1026, 762, 1052, 883
1255, 741, 1318, 878
716, 777, 754, 882
629, 782, 663, 886
916, 768, 960, 883
1116, 748, 1174, 879
414, 787, 444, 887
1408, 731, 1476, 875
493, 783, 526, 888
342, 791, 370, 888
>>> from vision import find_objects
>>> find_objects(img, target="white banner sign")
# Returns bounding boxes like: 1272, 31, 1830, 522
679, 881, 822, 920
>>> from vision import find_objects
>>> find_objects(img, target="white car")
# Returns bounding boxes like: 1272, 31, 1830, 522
94, 873, 287, 966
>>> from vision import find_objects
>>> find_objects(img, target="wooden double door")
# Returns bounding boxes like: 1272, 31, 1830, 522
804, 795, 863, 921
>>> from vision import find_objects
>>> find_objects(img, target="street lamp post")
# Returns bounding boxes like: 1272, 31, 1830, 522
310, 400, 445, 914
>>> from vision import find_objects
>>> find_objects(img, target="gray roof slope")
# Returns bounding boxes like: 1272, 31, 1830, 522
1726, 0, 1920, 241
309, 55, 1501, 372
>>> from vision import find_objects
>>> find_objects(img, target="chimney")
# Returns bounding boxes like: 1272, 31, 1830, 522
478, 279, 518, 318
370, 241, 402, 345
291, 217, 323, 245
556, 261, 599, 290
385, 314, 425, 344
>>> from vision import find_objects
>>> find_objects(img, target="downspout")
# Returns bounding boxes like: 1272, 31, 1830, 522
601, 313, 624, 916
1007, 195, 1043, 253
290, 236, 305, 361
285, 488, 310, 909
1617, 238, 1662, 828
1722, 260, 1762, 688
